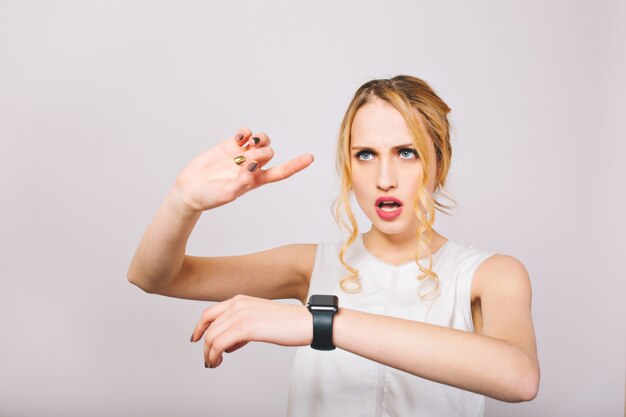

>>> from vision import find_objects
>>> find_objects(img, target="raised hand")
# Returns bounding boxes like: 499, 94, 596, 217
172, 127, 314, 214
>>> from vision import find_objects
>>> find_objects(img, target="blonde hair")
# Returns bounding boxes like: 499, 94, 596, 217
333, 75, 455, 301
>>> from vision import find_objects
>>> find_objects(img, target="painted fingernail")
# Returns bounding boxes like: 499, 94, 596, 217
235, 133, 244, 141
251, 136, 260, 145
247, 162, 258, 172
216, 357, 223, 367
190, 333, 194, 342
205, 361, 210, 368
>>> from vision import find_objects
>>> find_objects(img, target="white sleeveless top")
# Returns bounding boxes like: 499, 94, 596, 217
287, 234, 496, 417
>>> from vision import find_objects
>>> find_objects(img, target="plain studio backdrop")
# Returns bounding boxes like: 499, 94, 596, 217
0, 1, 624, 416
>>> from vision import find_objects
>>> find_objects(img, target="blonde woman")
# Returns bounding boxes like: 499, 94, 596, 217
128, 75, 540, 417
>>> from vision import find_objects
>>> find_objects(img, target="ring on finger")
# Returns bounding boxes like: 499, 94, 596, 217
234, 155, 246, 166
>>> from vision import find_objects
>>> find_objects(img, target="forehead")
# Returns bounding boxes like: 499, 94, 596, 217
351, 97, 412, 147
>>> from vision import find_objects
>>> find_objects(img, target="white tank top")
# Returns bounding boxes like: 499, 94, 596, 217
287, 233, 496, 417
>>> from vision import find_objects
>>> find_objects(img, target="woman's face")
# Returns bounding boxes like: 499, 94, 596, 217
349, 97, 438, 237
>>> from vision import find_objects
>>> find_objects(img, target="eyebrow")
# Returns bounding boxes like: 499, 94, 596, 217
351, 143, 414, 151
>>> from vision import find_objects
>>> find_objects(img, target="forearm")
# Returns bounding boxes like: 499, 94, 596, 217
333, 308, 539, 402
127, 186, 201, 292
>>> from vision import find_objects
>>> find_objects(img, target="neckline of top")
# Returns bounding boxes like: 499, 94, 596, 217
355, 233, 454, 269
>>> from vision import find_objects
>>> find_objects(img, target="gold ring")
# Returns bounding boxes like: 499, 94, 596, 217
234, 155, 246, 166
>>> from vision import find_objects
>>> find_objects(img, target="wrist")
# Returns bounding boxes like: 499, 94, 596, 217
307, 295, 339, 351
167, 184, 203, 221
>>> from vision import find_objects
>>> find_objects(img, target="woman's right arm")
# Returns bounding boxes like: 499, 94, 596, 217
127, 128, 316, 303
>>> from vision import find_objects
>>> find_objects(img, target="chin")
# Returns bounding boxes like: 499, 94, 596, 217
369, 217, 414, 236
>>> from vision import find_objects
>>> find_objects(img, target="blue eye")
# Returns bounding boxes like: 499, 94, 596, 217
399, 148, 418, 159
355, 151, 373, 161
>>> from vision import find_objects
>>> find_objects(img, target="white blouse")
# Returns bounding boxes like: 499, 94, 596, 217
287, 234, 496, 417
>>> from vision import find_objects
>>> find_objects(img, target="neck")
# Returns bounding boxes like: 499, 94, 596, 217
363, 227, 447, 265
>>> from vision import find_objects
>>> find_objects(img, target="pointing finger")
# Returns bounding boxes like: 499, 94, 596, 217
261, 154, 314, 184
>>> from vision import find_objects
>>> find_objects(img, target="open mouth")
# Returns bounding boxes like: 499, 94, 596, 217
375, 197, 404, 212
378, 201, 402, 211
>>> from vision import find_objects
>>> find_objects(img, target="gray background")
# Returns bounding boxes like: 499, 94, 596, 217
1, 1, 624, 416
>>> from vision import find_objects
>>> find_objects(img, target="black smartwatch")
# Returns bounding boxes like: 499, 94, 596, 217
306, 295, 339, 351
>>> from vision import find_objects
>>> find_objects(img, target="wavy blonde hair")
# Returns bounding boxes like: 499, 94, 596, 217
333, 75, 455, 301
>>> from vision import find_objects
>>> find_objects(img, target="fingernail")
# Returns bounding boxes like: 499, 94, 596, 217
235, 133, 244, 141
216, 357, 223, 367
247, 162, 258, 172
190, 333, 194, 342
205, 361, 210, 368
251, 136, 260, 145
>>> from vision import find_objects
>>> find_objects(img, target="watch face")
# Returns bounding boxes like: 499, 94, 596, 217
309, 295, 338, 310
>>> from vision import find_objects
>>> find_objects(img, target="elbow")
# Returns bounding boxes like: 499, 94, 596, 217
127, 269, 155, 294
514, 362, 540, 402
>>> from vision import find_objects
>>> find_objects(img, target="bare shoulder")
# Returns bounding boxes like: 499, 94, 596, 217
471, 254, 532, 302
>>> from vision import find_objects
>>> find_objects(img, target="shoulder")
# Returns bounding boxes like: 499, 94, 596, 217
471, 253, 532, 302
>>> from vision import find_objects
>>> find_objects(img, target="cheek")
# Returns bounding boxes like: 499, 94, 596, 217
350, 173, 371, 206
400, 165, 423, 186
350, 178, 365, 199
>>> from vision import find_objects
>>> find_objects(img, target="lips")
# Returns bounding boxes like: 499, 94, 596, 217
374, 196, 404, 220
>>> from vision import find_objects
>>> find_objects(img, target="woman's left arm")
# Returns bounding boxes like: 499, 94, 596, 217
333, 254, 540, 403
191, 254, 539, 403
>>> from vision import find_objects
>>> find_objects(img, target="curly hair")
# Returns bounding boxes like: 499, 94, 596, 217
332, 75, 455, 301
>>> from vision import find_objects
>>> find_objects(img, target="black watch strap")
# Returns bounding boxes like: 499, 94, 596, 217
307, 295, 338, 351
311, 309, 335, 351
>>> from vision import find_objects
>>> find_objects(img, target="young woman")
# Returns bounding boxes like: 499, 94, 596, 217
128, 75, 540, 417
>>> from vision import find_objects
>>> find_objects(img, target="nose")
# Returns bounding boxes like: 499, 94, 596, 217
376, 158, 398, 191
